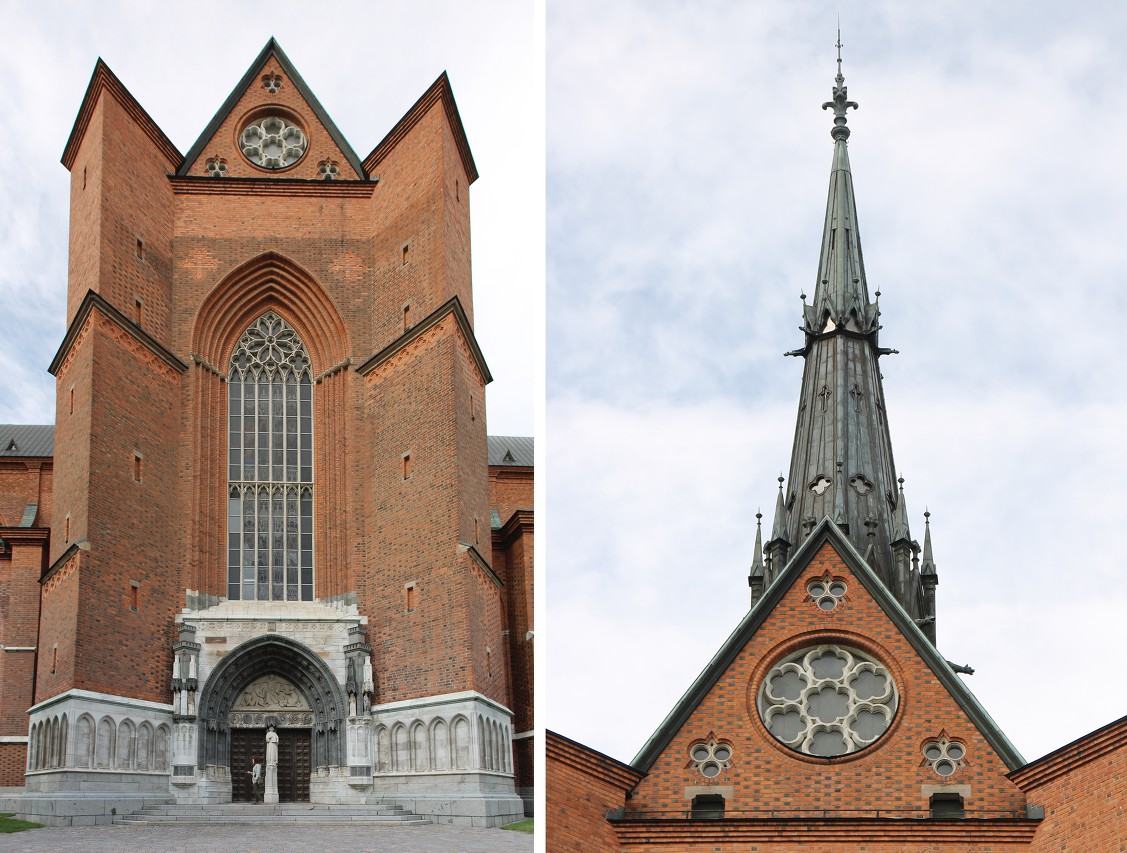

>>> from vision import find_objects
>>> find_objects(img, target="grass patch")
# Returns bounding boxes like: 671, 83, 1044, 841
500, 818, 534, 833
0, 813, 41, 834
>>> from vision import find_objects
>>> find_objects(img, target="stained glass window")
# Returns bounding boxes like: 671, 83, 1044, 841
227, 313, 313, 601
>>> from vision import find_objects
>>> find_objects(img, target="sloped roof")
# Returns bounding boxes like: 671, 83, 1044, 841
488, 435, 533, 467
0, 425, 54, 458
178, 37, 365, 179
631, 517, 1025, 772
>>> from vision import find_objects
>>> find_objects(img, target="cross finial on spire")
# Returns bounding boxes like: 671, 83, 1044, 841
823, 26, 858, 141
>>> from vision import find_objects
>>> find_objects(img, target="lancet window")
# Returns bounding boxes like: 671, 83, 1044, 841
227, 312, 314, 601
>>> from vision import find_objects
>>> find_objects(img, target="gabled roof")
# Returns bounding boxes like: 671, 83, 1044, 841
61, 59, 182, 171
488, 435, 533, 467
631, 517, 1025, 772
177, 38, 365, 179
362, 72, 478, 184
0, 425, 54, 458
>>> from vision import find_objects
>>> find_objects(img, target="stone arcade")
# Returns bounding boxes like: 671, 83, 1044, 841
0, 39, 533, 827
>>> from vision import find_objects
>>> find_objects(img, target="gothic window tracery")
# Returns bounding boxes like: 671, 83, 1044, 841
227, 312, 314, 601
757, 644, 898, 758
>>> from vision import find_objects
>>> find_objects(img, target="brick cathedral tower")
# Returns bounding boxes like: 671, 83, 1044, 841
2, 40, 531, 826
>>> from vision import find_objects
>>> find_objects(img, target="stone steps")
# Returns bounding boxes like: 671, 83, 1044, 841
114, 803, 430, 826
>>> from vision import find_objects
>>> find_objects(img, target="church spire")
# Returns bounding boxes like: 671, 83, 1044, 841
767, 41, 935, 636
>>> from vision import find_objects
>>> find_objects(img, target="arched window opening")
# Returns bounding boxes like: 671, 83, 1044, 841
227, 312, 314, 601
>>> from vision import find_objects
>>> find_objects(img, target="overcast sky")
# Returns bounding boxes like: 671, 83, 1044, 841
547, 0, 1127, 766
0, 0, 539, 437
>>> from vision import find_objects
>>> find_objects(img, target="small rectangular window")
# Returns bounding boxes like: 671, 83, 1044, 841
130, 582, 140, 611
133, 452, 143, 483
403, 303, 411, 331
930, 794, 965, 819
69, 386, 74, 415
402, 453, 411, 480
64, 515, 70, 544
691, 794, 725, 820
51, 646, 58, 675
135, 297, 143, 325
136, 238, 143, 259
405, 582, 416, 612
402, 243, 409, 265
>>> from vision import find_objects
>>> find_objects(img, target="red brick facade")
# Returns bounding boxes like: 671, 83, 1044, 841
0, 41, 532, 801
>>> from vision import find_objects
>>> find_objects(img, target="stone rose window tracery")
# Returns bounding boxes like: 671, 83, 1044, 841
227, 312, 314, 602
239, 114, 307, 170
688, 738, 732, 778
807, 575, 847, 611
757, 644, 898, 758
922, 736, 965, 777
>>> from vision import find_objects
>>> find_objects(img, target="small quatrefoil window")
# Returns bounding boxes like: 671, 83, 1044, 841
849, 474, 873, 495
922, 737, 965, 777
807, 575, 847, 611
318, 159, 340, 180
205, 157, 228, 178
688, 738, 732, 778
809, 475, 832, 496
262, 73, 283, 93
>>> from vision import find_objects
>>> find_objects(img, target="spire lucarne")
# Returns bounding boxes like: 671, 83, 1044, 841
753, 43, 939, 643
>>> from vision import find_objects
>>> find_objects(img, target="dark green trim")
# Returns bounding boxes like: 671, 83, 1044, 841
354, 295, 492, 384
631, 518, 1025, 772
177, 38, 365, 180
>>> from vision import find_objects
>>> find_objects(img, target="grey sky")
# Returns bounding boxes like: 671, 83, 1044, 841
0, 0, 539, 436
547, 1, 1127, 765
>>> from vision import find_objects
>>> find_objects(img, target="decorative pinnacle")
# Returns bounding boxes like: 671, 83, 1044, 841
822, 28, 858, 141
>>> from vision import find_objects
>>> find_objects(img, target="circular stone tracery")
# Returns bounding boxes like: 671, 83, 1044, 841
757, 644, 898, 758
239, 114, 308, 169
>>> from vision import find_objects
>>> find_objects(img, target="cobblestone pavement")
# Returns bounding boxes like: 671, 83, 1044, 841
0, 823, 535, 852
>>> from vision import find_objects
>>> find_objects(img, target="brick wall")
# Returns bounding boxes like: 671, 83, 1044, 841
1013, 714, 1127, 851
629, 541, 1028, 818
547, 731, 643, 852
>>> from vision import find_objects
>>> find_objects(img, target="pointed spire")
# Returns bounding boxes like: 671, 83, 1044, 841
920, 509, 937, 575
749, 511, 765, 578
770, 476, 788, 543
769, 37, 938, 639
892, 475, 911, 543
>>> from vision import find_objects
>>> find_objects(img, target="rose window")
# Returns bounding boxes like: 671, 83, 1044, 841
688, 739, 732, 778
807, 576, 847, 611
922, 737, 965, 777
757, 644, 898, 757
240, 115, 307, 169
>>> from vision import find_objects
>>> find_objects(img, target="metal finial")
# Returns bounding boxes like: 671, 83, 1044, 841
836, 24, 843, 84
822, 26, 858, 141
778, 475, 785, 489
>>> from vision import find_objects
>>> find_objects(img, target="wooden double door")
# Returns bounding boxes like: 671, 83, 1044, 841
231, 728, 311, 803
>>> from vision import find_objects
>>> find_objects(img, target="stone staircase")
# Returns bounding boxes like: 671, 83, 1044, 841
113, 802, 430, 826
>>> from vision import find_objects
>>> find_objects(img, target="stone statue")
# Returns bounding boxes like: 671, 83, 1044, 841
264, 725, 279, 804
266, 726, 279, 767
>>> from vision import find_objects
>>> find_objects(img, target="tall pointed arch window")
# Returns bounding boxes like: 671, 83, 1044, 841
227, 312, 313, 601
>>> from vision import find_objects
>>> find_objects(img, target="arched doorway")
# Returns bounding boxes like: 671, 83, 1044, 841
195, 634, 348, 801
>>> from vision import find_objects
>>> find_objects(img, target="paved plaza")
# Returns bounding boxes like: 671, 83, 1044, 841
0, 822, 535, 852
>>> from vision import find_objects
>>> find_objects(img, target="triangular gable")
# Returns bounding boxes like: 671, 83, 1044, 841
61, 59, 182, 171
177, 38, 364, 179
632, 517, 1024, 773
362, 72, 478, 184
